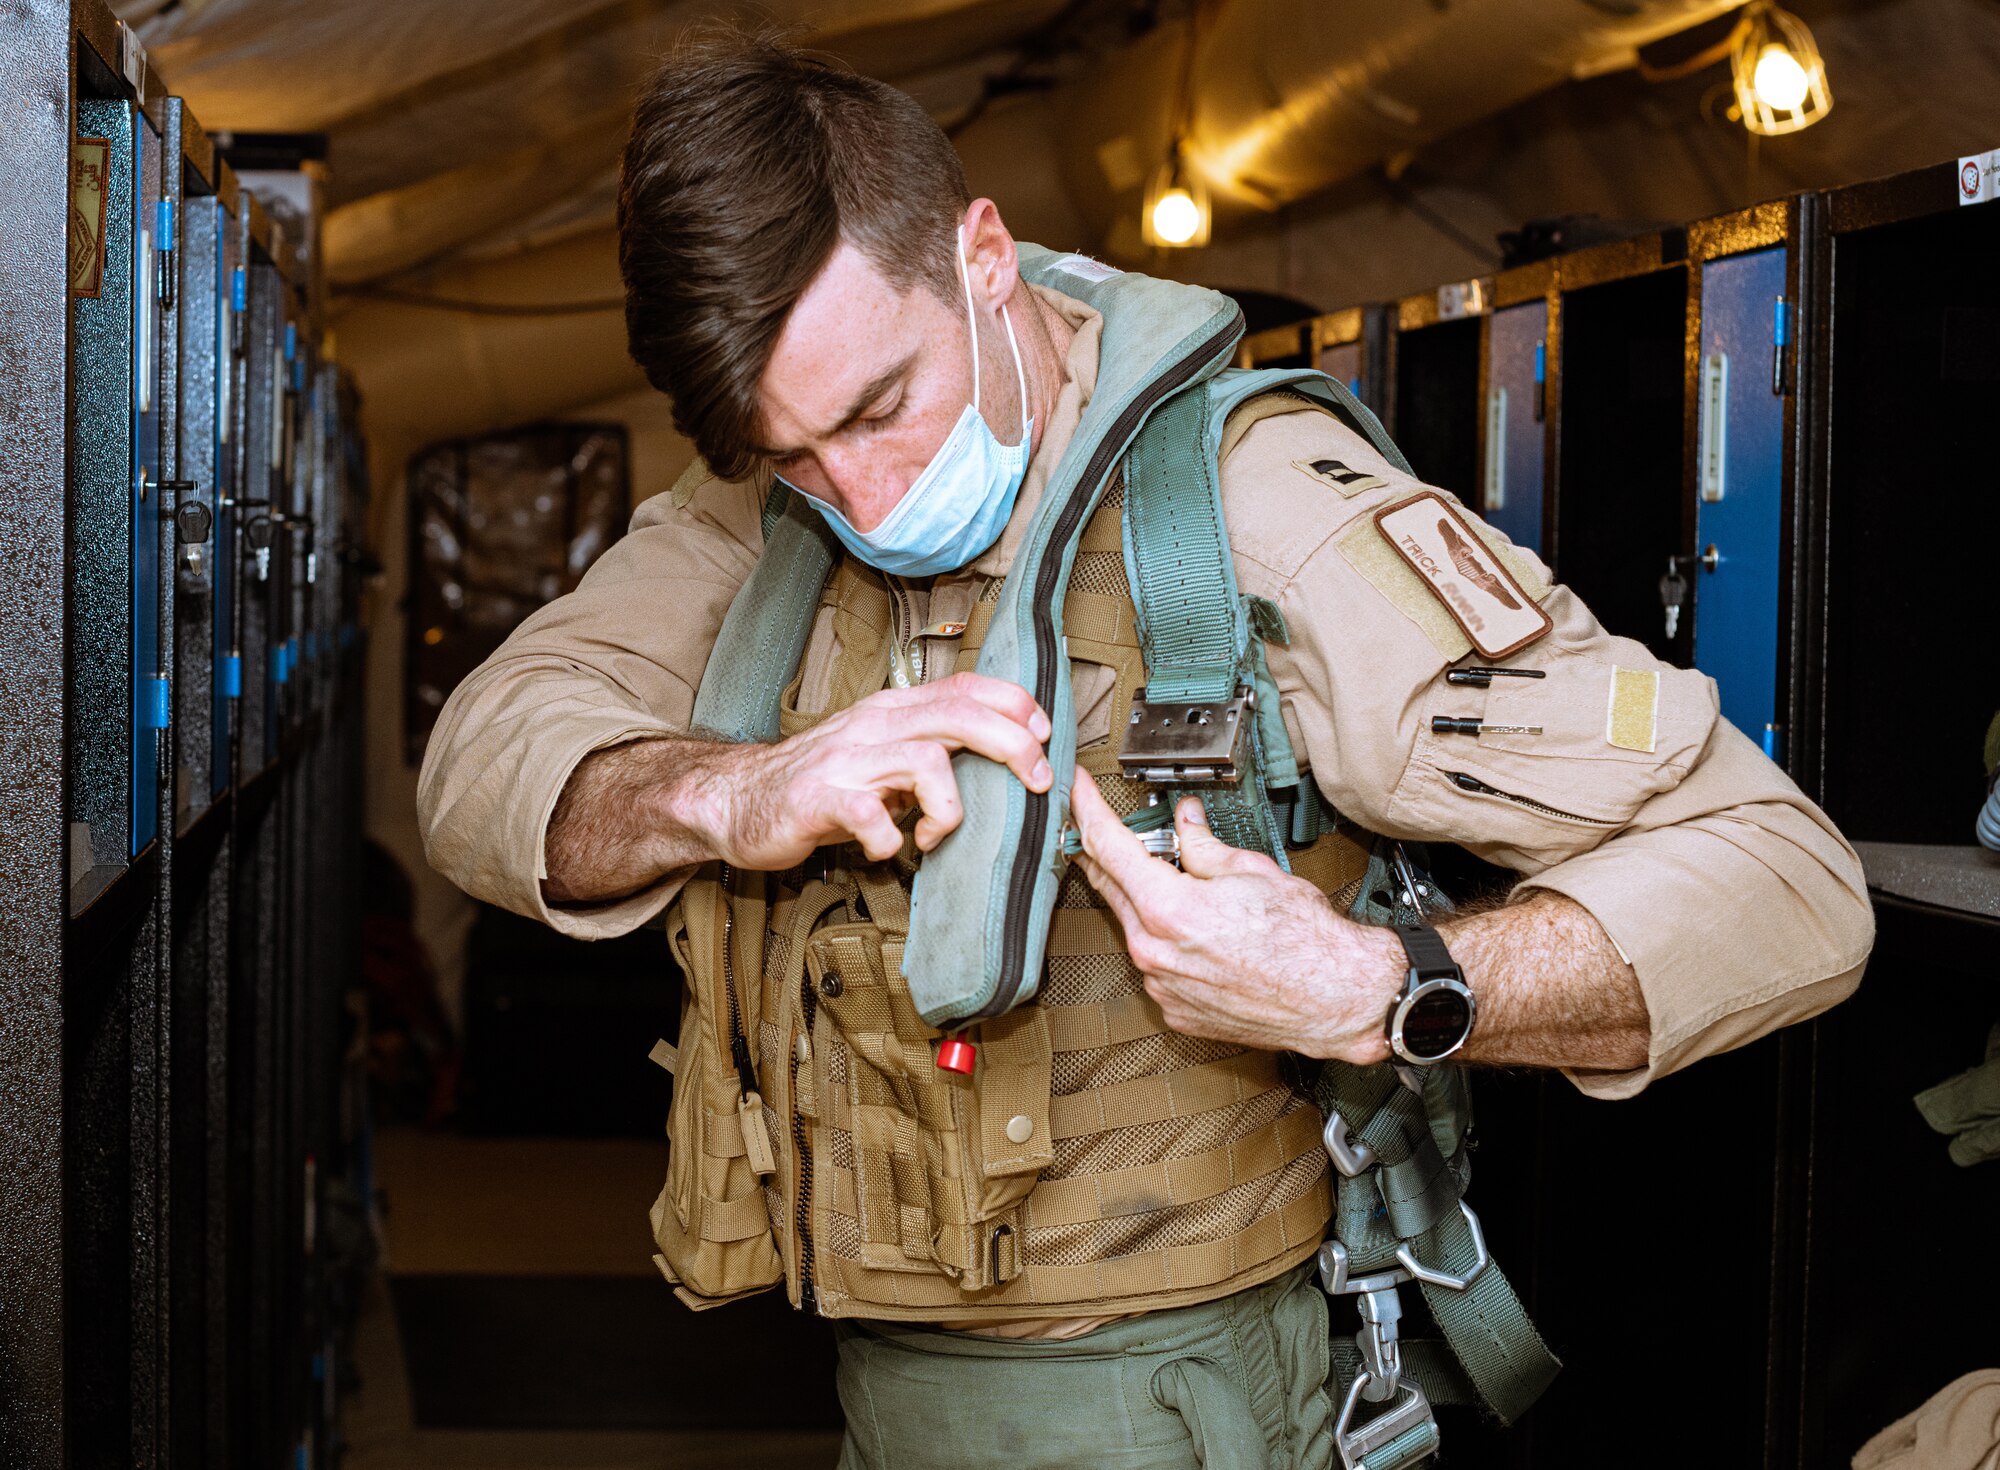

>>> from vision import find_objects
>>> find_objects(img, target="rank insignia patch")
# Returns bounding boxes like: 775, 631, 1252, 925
1292, 457, 1388, 497
1373, 491, 1552, 659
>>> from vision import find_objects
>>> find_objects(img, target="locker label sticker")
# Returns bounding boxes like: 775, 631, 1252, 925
1959, 150, 2000, 206
1373, 491, 1552, 659
70, 137, 110, 298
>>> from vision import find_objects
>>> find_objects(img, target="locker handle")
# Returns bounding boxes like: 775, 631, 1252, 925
1771, 296, 1789, 397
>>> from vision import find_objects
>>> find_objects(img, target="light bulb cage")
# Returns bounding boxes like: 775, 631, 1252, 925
1143, 154, 1212, 249
1730, 2, 1832, 136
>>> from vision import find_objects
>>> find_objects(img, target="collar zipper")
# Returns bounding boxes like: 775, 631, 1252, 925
966, 308, 1246, 1026
886, 576, 923, 688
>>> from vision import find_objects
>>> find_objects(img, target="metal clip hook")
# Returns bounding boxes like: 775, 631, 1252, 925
1322, 1112, 1377, 1178
1334, 1372, 1440, 1470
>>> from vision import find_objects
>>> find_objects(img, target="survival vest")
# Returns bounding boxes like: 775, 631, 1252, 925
649, 247, 1558, 1469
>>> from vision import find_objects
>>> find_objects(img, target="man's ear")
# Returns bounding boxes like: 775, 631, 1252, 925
961, 198, 1020, 313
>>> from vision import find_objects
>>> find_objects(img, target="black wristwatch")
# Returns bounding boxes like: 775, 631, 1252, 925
1386, 924, 1476, 1065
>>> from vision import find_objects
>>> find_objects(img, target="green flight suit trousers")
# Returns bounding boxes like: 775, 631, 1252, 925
832, 1262, 1333, 1470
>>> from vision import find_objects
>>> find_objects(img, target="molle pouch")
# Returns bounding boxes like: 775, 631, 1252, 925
805, 867, 1052, 1291
649, 873, 784, 1309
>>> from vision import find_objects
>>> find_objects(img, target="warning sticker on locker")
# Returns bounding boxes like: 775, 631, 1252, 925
1958, 150, 1999, 207
70, 137, 110, 299
1373, 491, 1552, 659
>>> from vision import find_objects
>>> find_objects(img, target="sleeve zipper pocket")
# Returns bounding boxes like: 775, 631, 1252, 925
1444, 771, 1615, 825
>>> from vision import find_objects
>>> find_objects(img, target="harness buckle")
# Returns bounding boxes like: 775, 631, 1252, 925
1334, 1372, 1440, 1470
1117, 687, 1253, 785
1322, 1112, 1378, 1178
1394, 1202, 1492, 1292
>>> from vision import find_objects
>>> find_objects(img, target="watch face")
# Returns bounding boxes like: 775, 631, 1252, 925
1400, 982, 1474, 1062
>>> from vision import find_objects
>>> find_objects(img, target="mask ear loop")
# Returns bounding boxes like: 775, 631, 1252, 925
955, 227, 981, 415
959, 227, 1032, 448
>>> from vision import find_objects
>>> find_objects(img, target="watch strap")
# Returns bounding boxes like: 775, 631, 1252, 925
1392, 923, 1459, 981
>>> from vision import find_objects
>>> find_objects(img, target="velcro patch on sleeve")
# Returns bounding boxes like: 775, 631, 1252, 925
1372, 491, 1553, 660
1292, 457, 1389, 497
1605, 666, 1660, 753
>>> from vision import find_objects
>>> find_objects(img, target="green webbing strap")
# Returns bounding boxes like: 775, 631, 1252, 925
1120, 385, 1289, 866
689, 491, 838, 744
1123, 388, 1247, 704
1118, 369, 1558, 1430
759, 481, 790, 544
1410, 1205, 1559, 1424
1362, 1422, 1442, 1470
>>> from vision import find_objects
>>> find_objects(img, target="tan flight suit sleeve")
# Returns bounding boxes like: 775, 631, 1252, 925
1219, 406, 1874, 1100
416, 472, 765, 939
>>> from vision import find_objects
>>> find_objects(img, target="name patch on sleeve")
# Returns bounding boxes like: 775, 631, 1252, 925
1372, 491, 1552, 659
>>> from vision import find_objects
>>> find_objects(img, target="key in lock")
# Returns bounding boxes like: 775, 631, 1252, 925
244, 513, 275, 582
1658, 556, 1689, 641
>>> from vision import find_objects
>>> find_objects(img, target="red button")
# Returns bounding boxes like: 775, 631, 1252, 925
936, 1038, 977, 1074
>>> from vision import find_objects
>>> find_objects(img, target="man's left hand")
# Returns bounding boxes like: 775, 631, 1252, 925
1069, 769, 1404, 1064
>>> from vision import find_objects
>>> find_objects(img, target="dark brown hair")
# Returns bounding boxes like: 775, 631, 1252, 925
617, 27, 971, 481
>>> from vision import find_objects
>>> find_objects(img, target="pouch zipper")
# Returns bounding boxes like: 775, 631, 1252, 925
719, 864, 759, 1096
1443, 770, 1612, 825
792, 974, 818, 1312
973, 308, 1246, 1025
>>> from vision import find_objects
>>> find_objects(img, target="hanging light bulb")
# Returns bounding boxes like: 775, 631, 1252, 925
1751, 44, 1810, 112
1731, 2, 1832, 135
1142, 158, 1211, 248
1151, 187, 1203, 246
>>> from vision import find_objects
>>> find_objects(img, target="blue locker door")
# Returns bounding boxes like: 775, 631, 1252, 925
1692, 247, 1787, 749
1482, 299, 1546, 553
212, 207, 239, 797
130, 110, 164, 854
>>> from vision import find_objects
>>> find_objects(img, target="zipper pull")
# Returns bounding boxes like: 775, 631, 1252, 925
731, 1031, 760, 1097
737, 1092, 777, 1177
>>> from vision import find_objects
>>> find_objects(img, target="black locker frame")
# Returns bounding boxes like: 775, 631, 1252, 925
1779, 158, 2000, 1470
1540, 228, 1693, 658
1385, 274, 1491, 504
0, 3, 367, 1464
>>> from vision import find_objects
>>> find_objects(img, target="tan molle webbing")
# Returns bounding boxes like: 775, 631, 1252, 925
686, 485, 1378, 1321
779, 559, 893, 736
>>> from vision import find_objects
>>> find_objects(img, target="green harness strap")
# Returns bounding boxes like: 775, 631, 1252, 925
1118, 370, 1559, 1466
1121, 385, 1291, 863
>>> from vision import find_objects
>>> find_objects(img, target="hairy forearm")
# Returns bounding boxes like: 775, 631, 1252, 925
1436, 891, 1650, 1073
541, 737, 731, 905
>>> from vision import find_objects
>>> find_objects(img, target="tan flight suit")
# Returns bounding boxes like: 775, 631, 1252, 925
417, 281, 1874, 1459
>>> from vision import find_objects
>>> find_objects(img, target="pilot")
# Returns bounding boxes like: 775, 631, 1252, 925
418, 28, 1872, 1469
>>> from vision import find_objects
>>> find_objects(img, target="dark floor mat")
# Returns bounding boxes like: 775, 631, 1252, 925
389, 1274, 844, 1430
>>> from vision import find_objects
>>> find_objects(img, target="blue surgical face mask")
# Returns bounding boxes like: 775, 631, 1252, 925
787, 233, 1033, 578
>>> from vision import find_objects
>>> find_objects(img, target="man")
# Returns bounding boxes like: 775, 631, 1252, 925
418, 30, 1873, 1468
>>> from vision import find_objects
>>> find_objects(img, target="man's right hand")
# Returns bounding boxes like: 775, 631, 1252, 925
542, 672, 1052, 905
690, 671, 1053, 868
